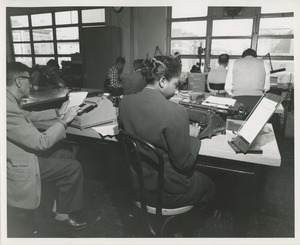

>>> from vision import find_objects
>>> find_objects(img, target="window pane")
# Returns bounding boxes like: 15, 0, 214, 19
259, 17, 294, 35
271, 60, 294, 74
58, 57, 72, 66
34, 43, 54, 54
55, 11, 78, 25
213, 19, 253, 36
211, 39, 251, 56
82, 9, 105, 23
181, 59, 205, 73
261, 5, 293, 13
15, 57, 32, 67
13, 43, 31, 55
257, 39, 294, 56
57, 42, 80, 54
56, 27, 79, 40
10, 15, 29, 28
172, 5, 207, 18
171, 40, 205, 55
35, 57, 55, 65
172, 21, 207, 37
12, 30, 30, 42
32, 28, 53, 41
31, 13, 52, 27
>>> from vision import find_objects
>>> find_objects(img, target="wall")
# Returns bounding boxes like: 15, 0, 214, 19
108, 7, 167, 75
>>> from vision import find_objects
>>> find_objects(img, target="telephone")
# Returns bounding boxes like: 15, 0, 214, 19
70, 96, 117, 130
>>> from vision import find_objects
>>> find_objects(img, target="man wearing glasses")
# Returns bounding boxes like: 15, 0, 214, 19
6, 62, 87, 232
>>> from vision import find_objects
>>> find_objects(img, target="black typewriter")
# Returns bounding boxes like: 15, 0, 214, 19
179, 100, 245, 139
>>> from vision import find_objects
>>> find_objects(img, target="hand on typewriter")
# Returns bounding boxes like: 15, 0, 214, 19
189, 122, 201, 138
61, 106, 81, 124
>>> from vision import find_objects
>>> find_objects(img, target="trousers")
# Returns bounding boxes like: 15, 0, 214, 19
38, 149, 83, 214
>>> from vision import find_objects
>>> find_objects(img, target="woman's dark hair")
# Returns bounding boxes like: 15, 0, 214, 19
46, 59, 60, 69
143, 55, 182, 84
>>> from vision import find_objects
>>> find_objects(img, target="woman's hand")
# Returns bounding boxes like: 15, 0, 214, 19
189, 122, 201, 138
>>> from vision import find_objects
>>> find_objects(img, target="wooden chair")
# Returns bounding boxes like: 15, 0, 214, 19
119, 129, 194, 237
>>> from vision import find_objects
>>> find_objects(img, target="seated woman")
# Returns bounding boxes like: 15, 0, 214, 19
118, 55, 216, 209
206, 53, 229, 96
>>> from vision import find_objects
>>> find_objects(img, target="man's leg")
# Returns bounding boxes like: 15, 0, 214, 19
38, 149, 86, 229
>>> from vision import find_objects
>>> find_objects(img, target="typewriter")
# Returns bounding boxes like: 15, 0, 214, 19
71, 96, 117, 130
179, 98, 245, 139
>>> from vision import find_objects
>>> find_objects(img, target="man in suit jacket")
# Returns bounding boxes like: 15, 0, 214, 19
6, 62, 86, 230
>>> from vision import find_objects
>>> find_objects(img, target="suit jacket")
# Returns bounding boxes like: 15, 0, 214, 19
119, 88, 201, 194
6, 91, 66, 209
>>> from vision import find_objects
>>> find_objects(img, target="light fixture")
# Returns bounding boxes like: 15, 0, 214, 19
262, 53, 286, 74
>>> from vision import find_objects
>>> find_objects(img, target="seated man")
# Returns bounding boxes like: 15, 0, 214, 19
30, 59, 66, 90
105, 56, 126, 96
225, 48, 270, 114
123, 59, 147, 95
207, 53, 229, 96
7, 62, 86, 230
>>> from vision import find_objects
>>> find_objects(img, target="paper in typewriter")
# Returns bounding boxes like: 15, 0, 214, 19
202, 96, 236, 109
66, 92, 88, 110
238, 97, 278, 144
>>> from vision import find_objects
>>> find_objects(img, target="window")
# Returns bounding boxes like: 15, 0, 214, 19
9, 8, 105, 67
257, 15, 294, 73
169, 7, 294, 73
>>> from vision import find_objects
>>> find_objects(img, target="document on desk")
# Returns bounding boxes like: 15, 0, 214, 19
92, 122, 119, 137
202, 96, 236, 109
66, 92, 88, 110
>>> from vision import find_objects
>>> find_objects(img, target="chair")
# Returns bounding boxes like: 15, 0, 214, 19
119, 129, 194, 237
207, 82, 226, 96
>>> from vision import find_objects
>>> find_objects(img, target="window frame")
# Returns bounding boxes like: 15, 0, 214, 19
168, 7, 294, 73
9, 7, 106, 67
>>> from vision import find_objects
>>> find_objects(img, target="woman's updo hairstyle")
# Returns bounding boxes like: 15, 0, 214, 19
142, 53, 182, 84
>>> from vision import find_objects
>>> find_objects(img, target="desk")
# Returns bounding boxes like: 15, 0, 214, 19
21, 87, 102, 110
34, 119, 281, 237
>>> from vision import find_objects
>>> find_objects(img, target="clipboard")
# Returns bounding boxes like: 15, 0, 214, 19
228, 93, 283, 154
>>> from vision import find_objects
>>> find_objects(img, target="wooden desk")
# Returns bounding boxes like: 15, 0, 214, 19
21, 87, 102, 110
34, 119, 281, 167
199, 122, 281, 167
34, 119, 281, 237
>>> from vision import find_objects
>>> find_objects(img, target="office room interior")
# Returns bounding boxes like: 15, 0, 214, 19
1, 0, 298, 242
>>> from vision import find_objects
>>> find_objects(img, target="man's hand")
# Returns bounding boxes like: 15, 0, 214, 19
189, 122, 201, 138
61, 106, 80, 124
58, 100, 70, 116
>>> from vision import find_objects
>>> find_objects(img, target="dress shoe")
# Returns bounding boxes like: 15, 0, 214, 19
55, 217, 87, 230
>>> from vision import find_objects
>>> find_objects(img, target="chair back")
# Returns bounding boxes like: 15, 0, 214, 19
119, 129, 165, 216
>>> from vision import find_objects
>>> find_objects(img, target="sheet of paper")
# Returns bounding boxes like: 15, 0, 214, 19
92, 123, 119, 136
202, 96, 236, 109
238, 97, 278, 143
67, 92, 88, 110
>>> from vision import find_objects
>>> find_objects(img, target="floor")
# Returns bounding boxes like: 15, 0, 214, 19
7, 128, 295, 238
